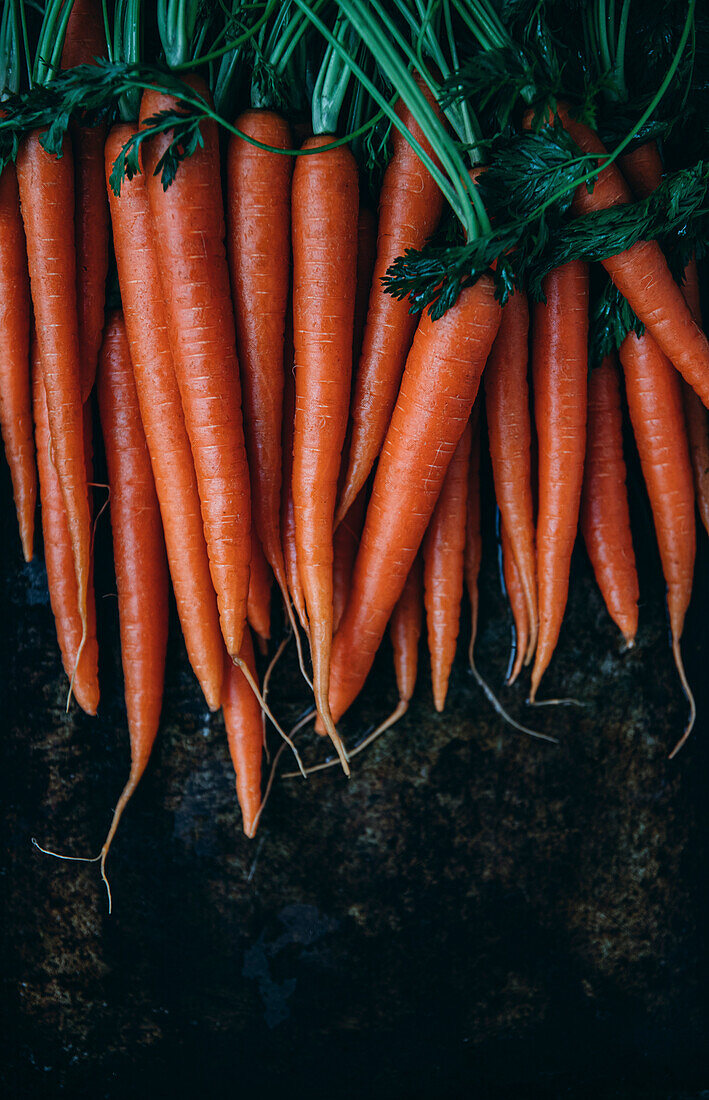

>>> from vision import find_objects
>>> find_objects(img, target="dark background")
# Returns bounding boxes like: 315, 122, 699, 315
2, 408, 709, 1100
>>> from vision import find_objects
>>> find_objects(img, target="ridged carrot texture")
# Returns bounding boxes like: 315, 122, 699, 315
140, 79, 251, 660
247, 528, 272, 651
619, 330, 696, 755
61, 0, 110, 402
549, 106, 709, 408
336, 82, 445, 526
333, 484, 367, 633
580, 356, 639, 647
17, 131, 91, 648
105, 123, 223, 711
226, 110, 293, 626
96, 311, 169, 878
484, 288, 538, 661
423, 421, 472, 712
323, 277, 502, 727
222, 632, 264, 839
464, 407, 482, 667
530, 261, 589, 701
500, 520, 529, 686
32, 340, 98, 715
280, 333, 308, 636
680, 259, 709, 538
291, 135, 359, 770
0, 161, 35, 560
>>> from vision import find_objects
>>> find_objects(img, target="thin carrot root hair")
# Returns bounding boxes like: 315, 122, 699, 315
527, 696, 588, 708
469, 657, 558, 744
289, 706, 316, 737
249, 707, 316, 833
261, 633, 291, 759
31, 835, 112, 911
284, 698, 409, 779
282, 590, 313, 690
505, 633, 525, 687
668, 634, 697, 759
233, 654, 307, 778
65, 617, 88, 714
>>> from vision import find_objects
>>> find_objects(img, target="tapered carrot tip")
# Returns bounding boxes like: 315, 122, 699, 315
242, 799, 259, 840
433, 687, 447, 713
73, 678, 99, 717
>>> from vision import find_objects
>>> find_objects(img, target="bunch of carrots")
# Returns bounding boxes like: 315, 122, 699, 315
1, 0, 708, 893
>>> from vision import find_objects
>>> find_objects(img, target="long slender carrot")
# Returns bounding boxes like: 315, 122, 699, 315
226, 109, 293, 625
323, 277, 502, 725
335, 85, 445, 526
530, 261, 589, 701
96, 310, 169, 873
32, 339, 98, 715
500, 519, 529, 685
0, 161, 35, 561
222, 631, 264, 838
291, 135, 358, 770
464, 407, 482, 667
423, 421, 472, 712
105, 123, 223, 710
140, 80, 251, 660
16, 132, 91, 646
61, 0, 109, 402
391, 553, 423, 709
484, 289, 538, 660
333, 484, 367, 633
247, 528, 272, 650
580, 356, 639, 647
619, 330, 696, 753
281, 334, 308, 635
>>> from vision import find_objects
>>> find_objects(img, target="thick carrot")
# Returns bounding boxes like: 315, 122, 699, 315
680, 260, 709, 538
423, 421, 472, 711
281, 333, 308, 635
247, 528, 272, 650
335, 88, 445, 526
291, 135, 358, 769
0, 162, 35, 561
333, 484, 367, 633
97, 310, 169, 869
61, 0, 109, 402
222, 631, 263, 838
140, 80, 251, 660
464, 407, 482, 666
105, 123, 223, 710
226, 109, 293, 622
551, 106, 709, 407
16, 132, 91, 643
500, 519, 529, 685
619, 330, 696, 752
323, 277, 502, 725
530, 261, 589, 700
484, 289, 538, 660
390, 553, 423, 709
618, 139, 664, 196
580, 356, 639, 647
32, 340, 98, 715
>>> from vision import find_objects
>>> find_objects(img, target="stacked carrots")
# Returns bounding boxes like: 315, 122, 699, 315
1, 0, 708, 880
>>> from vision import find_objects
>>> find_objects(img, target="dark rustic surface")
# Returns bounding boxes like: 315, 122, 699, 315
2, 437, 709, 1100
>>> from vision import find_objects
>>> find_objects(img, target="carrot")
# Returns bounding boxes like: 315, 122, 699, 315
16, 131, 91, 648
280, 330, 308, 636
423, 420, 472, 711
96, 310, 169, 874
226, 109, 293, 630
580, 355, 639, 647
618, 139, 664, 197
247, 528, 272, 650
140, 79, 251, 660
323, 276, 502, 725
619, 330, 696, 753
0, 161, 35, 561
61, 0, 109, 402
550, 106, 709, 408
353, 206, 377, 363
291, 135, 358, 770
500, 519, 529, 685
679, 259, 709, 538
222, 631, 264, 838
484, 289, 538, 660
32, 338, 98, 715
335, 85, 445, 526
391, 553, 423, 709
530, 261, 589, 701
105, 123, 223, 710
464, 407, 482, 666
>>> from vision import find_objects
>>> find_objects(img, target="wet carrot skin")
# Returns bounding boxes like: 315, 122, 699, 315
500, 520, 529, 684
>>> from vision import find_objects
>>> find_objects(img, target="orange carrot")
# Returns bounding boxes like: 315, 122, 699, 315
464, 407, 482, 665
333, 484, 367, 633
96, 310, 169, 869
423, 420, 472, 711
618, 140, 664, 196
61, 0, 109, 402
32, 338, 98, 715
500, 519, 529, 685
222, 631, 264, 838
247, 528, 272, 650
680, 259, 709, 538
280, 331, 308, 635
0, 161, 35, 561
324, 277, 502, 725
484, 289, 538, 660
619, 330, 696, 752
17, 132, 91, 645
336, 85, 445, 526
390, 553, 423, 710
140, 80, 251, 660
530, 261, 589, 700
291, 135, 358, 768
580, 356, 639, 647
105, 123, 223, 710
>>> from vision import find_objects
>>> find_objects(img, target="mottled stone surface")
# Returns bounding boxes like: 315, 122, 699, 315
1, 444, 709, 1099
